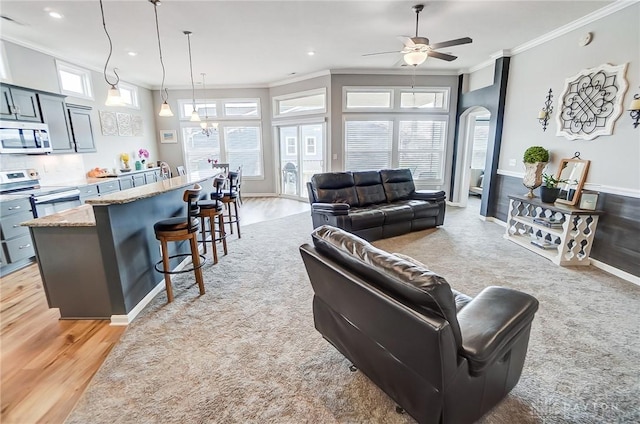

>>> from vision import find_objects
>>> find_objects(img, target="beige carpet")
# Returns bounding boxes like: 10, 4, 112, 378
66, 202, 640, 423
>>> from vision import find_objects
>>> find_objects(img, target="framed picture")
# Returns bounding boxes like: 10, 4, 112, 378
579, 191, 599, 210
159, 130, 177, 144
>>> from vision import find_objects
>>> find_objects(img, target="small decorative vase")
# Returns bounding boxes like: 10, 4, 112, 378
135, 161, 142, 170
540, 186, 560, 203
523, 162, 547, 198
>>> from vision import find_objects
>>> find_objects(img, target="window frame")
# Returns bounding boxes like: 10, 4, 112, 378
177, 98, 261, 121
56, 60, 94, 100
399, 88, 450, 112
272, 88, 327, 119
117, 81, 140, 109
342, 87, 394, 111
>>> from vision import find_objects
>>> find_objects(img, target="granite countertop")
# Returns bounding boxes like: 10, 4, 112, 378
22, 204, 95, 227
85, 172, 217, 205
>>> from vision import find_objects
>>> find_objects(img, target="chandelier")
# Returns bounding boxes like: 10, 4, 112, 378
200, 73, 218, 137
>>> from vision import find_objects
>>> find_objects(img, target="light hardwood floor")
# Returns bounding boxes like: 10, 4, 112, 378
0, 197, 309, 424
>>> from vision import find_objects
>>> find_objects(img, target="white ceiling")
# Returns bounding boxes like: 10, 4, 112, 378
0, 1, 614, 89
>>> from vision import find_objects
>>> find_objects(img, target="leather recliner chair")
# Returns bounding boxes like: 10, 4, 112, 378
299, 225, 539, 424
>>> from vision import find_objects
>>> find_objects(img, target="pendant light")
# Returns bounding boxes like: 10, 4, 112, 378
149, 0, 173, 117
184, 31, 200, 122
200, 73, 218, 137
99, 0, 123, 106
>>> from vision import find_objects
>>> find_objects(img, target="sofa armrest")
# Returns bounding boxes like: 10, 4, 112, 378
457, 286, 539, 375
312, 202, 350, 216
411, 190, 446, 201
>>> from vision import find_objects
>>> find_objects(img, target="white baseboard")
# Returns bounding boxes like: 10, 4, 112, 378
590, 259, 640, 287
486, 217, 639, 286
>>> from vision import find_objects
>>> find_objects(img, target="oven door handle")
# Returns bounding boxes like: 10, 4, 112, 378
32, 189, 81, 204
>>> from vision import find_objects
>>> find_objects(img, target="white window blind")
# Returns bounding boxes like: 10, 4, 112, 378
398, 120, 447, 183
344, 120, 393, 171
471, 120, 489, 169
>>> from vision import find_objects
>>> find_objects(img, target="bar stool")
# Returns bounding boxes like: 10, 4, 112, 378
211, 170, 241, 238
195, 177, 228, 264
153, 184, 206, 303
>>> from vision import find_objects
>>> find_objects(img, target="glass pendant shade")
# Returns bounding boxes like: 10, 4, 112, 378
404, 51, 428, 66
190, 109, 201, 122
105, 85, 123, 106
159, 101, 174, 117
200, 121, 207, 129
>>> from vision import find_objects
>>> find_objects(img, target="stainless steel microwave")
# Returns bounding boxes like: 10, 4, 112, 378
0, 121, 53, 154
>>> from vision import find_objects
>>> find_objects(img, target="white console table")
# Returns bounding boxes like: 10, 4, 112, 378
504, 195, 603, 266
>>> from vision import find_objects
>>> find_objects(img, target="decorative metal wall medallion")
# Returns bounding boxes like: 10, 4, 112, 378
556, 63, 628, 140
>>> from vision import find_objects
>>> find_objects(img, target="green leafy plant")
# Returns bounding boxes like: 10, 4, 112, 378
523, 146, 550, 163
542, 173, 570, 188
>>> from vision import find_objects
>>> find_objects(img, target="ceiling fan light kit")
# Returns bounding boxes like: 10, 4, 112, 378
364, 3, 472, 67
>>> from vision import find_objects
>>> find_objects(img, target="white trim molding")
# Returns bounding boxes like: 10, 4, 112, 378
591, 259, 640, 287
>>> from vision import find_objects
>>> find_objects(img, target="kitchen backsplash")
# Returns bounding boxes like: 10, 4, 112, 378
1, 154, 86, 185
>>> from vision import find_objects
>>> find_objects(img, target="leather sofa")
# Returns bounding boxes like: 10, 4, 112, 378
306, 169, 446, 241
299, 225, 539, 424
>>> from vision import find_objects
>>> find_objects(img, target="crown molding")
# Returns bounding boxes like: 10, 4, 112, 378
329, 68, 460, 76
461, 0, 639, 75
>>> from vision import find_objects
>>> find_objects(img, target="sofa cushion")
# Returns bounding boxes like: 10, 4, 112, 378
348, 207, 385, 230
380, 169, 415, 202
311, 172, 359, 206
397, 199, 441, 219
353, 171, 387, 206
312, 225, 463, 348
375, 203, 414, 224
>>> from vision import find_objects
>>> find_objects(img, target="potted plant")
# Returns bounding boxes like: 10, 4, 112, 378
540, 173, 568, 203
522, 146, 549, 198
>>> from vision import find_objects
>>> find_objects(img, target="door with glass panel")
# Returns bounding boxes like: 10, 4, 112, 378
278, 123, 324, 199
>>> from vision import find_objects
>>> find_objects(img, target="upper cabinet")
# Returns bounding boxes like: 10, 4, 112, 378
37, 93, 74, 152
1, 85, 42, 122
67, 104, 96, 153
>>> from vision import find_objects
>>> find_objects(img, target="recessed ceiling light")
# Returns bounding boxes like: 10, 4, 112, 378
307, 51, 315, 56
128, 51, 137, 57
44, 8, 63, 19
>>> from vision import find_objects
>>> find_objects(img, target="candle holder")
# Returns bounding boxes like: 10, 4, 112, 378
629, 92, 640, 129
538, 88, 553, 132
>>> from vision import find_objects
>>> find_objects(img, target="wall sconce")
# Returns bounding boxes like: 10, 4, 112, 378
538, 88, 553, 131
629, 92, 640, 129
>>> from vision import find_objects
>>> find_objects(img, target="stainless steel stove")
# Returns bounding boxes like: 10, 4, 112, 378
0, 169, 81, 217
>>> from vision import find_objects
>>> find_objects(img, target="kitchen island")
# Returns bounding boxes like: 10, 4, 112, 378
22, 173, 215, 324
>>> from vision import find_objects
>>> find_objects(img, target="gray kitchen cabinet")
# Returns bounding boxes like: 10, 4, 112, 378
78, 183, 99, 203
144, 171, 158, 184
97, 180, 120, 195
37, 93, 74, 152
0, 85, 41, 122
0, 197, 35, 275
119, 176, 134, 190
132, 174, 146, 187
67, 104, 96, 153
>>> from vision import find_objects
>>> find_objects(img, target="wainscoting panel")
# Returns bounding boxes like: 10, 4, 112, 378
491, 174, 640, 277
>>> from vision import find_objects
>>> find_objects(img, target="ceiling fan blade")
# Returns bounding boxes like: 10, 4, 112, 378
429, 37, 472, 50
397, 36, 415, 47
362, 50, 401, 57
428, 51, 457, 61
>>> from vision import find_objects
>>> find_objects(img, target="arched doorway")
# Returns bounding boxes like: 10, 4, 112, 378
451, 106, 491, 208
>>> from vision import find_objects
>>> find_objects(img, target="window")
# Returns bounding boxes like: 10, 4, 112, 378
286, 137, 297, 155
344, 117, 448, 185
273, 88, 326, 118
224, 101, 259, 117
224, 126, 262, 177
345, 90, 392, 109
118, 82, 139, 109
398, 120, 447, 182
56, 60, 93, 99
179, 100, 217, 120
305, 136, 316, 155
344, 120, 393, 171
400, 90, 447, 110
182, 123, 263, 178
471, 119, 489, 169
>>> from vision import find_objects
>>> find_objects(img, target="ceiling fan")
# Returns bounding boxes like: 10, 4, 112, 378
363, 4, 472, 66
